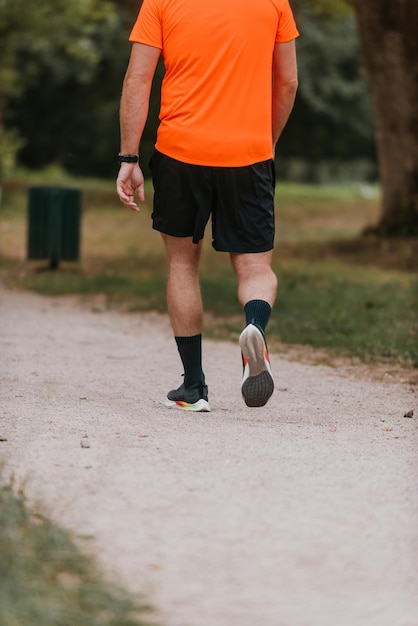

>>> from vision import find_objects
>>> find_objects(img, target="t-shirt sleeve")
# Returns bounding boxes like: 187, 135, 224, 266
276, 0, 299, 42
129, 0, 163, 48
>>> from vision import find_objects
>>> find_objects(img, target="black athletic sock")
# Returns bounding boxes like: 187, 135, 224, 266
175, 334, 205, 388
244, 299, 272, 332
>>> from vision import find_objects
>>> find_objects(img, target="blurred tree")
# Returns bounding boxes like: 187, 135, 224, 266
0, 0, 115, 179
304, 0, 418, 235
5, 0, 161, 178
352, 0, 418, 236
0, 0, 29, 176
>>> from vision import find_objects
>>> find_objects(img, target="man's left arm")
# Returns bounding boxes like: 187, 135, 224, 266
117, 42, 161, 211
272, 40, 298, 150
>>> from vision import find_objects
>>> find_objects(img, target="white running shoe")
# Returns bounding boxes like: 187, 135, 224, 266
239, 324, 274, 407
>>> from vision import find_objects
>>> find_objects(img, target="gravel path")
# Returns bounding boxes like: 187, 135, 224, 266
1, 287, 417, 626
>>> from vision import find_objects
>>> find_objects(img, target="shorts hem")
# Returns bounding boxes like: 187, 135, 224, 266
152, 223, 195, 239
212, 242, 274, 253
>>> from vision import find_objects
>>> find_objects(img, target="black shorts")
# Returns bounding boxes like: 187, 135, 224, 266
149, 150, 275, 253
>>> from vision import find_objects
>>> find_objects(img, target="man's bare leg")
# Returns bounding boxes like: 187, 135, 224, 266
230, 251, 277, 407
162, 234, 209, 411
162, 234, 203, 336
230, 250, 277, 307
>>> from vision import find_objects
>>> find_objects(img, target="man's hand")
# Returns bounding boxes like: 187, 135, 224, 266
116, 162, 145, 212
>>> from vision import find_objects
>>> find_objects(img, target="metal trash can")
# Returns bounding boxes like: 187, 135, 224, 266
27, 186, 81, 269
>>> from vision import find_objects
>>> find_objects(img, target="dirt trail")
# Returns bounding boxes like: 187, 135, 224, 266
1, 287, 417, 626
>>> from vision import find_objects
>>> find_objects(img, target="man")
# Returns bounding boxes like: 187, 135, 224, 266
117, 0, 298, 412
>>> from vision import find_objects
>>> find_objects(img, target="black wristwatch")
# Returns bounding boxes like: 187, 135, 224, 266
118, 154, 139, 163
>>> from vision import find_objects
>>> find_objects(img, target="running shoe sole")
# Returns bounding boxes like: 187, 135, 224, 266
165, 398, 211, 412
239, 324, 274, 407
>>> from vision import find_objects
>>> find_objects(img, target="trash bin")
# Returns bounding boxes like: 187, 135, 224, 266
27, 186, 81, 269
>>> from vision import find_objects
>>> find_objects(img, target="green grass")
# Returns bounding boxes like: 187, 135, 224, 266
3, 255, 415, 366
1, 169, 417, 367
0, 478, 157, 626
201, 260, 417, 365
275, 263, 417, 365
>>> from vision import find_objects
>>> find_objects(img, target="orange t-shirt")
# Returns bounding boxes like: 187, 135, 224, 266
130, 0, 299, 166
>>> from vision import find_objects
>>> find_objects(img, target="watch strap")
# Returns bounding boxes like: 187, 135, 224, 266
118, 154, 139, 163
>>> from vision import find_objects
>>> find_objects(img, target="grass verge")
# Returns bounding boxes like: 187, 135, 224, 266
0, 476, 157, 626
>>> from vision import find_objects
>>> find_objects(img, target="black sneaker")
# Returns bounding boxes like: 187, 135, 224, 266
165, 382, 211, 412
239, 323, 274, 407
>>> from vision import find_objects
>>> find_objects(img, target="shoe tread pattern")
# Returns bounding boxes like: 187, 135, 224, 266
239, 324, 274, 407
241, 371, 274, 407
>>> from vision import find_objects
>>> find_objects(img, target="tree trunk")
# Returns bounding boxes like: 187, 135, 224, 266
353, 0, 418, 236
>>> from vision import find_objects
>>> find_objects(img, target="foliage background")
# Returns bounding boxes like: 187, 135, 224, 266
1, 0, 376, 182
